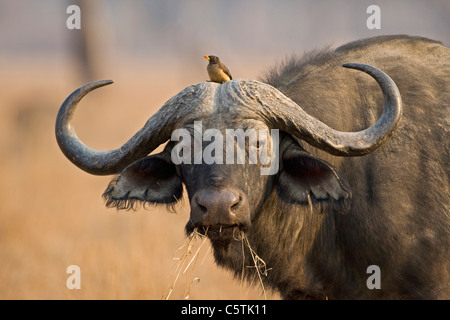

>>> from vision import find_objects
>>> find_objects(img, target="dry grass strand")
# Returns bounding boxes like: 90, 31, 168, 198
240, 232, 271, 300
163, 227, 210, 300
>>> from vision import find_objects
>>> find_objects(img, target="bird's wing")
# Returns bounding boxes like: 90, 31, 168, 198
221, 63, 232, 80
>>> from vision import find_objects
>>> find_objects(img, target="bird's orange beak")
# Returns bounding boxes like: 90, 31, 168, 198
204, 55, 210, 60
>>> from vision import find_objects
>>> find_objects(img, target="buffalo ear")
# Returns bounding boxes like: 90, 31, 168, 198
102, 152, 182, 210
277, 148, 351, 208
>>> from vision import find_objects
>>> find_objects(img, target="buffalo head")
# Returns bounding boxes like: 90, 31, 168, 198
56, 63, 401, 251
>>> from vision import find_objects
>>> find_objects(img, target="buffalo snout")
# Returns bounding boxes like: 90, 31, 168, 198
188, 188, 251, 237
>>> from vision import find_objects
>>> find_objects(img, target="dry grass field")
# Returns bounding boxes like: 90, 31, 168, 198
0, 60, 279, 300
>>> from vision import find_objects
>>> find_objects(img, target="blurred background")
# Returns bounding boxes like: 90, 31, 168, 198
0, 0, 448, 299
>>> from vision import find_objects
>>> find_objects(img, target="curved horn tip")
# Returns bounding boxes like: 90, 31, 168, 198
91, 79, 114, 88
71, 79, 114, 95
341, 63, 394, 82
342, 63, 401, 95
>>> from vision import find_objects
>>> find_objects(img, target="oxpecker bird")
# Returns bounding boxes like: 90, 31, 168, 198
204, 55, 232, 83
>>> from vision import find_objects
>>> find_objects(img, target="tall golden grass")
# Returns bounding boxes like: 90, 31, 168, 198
0, 60, 279, 299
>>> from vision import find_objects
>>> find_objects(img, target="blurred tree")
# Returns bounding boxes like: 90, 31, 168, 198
67, 0, 111, 82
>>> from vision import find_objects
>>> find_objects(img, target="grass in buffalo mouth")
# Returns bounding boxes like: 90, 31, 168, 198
163, 227, 210, 300
196, 224, 247, 239
163, 226, 270, 299
240, 230, 270, 299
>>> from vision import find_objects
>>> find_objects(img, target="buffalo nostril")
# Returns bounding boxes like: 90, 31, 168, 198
198, 203, 207, 213
231, 196, 242, 210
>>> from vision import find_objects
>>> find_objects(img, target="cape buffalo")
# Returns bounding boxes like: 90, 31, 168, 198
55, 35, 449, 299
